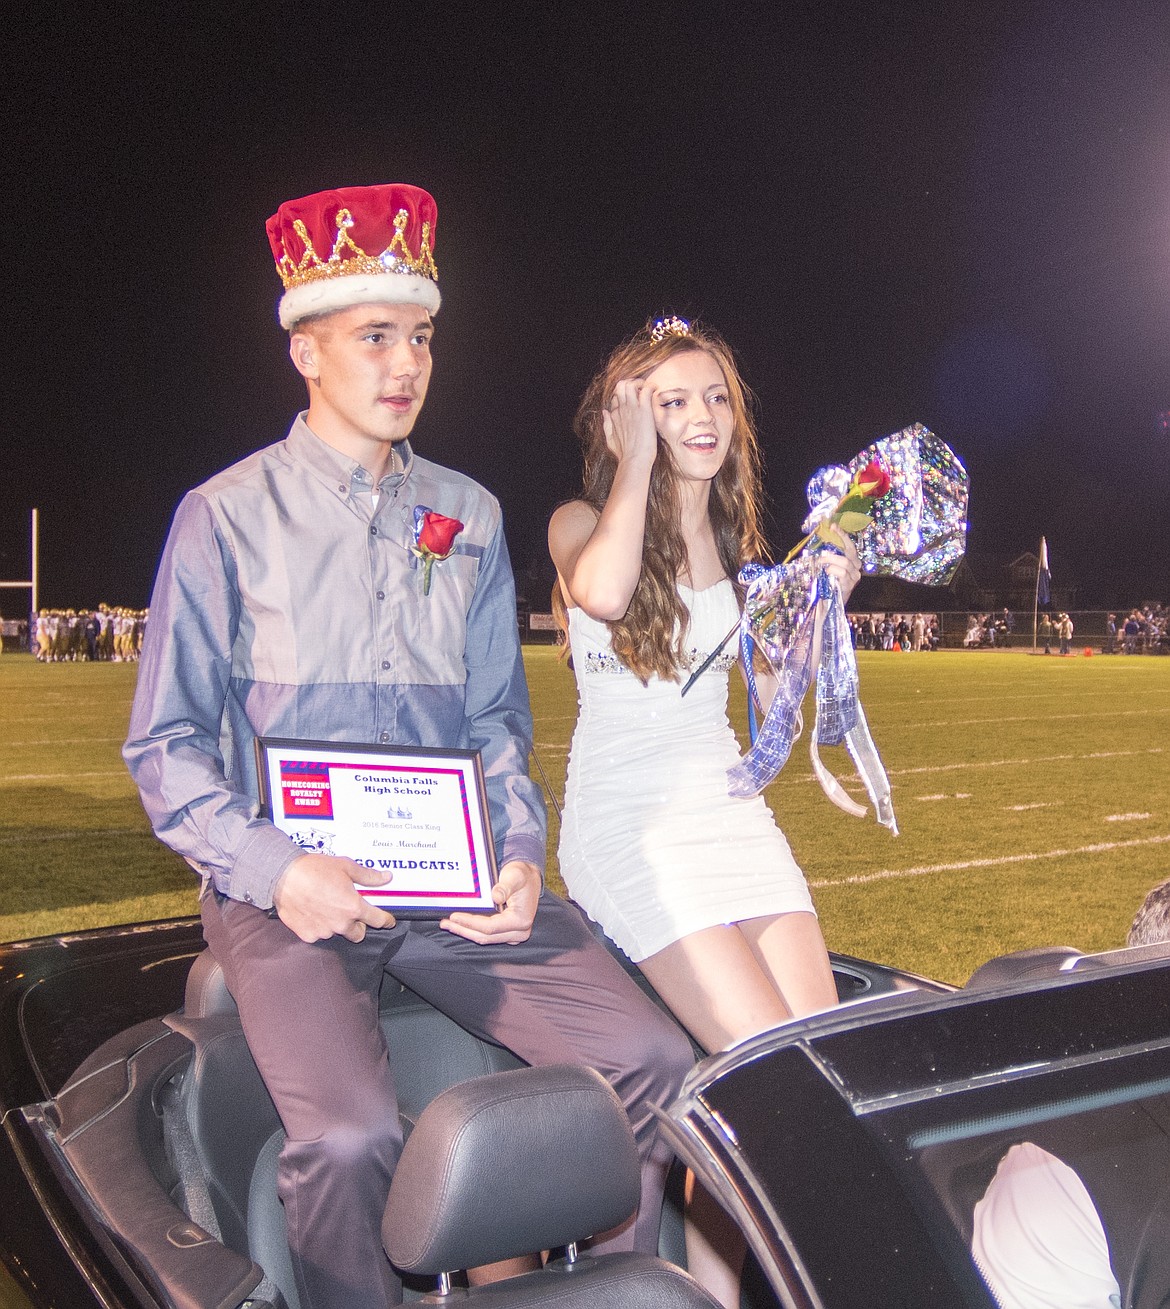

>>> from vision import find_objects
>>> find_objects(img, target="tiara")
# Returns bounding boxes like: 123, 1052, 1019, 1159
276, 207, 438, 290
650, 315, 691, 343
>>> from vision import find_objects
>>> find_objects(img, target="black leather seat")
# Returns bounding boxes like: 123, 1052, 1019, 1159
382, 1064, 719, 1307
963, 945, 1083, 989
170, 951, 523, 1307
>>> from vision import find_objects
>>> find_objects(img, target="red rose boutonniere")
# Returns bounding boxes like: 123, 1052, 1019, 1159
411, 507, 464, 595
783, 459, 892, 563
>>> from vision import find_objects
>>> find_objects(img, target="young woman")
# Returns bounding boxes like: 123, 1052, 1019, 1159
550, 319, 859, 1301
550, 315, 859, 1047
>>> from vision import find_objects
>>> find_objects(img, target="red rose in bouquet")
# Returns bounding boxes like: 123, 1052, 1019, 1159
783, 460, 893, 563
855, 460, 891, 500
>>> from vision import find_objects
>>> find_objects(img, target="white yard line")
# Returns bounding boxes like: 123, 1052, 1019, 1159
0, 828, 146, 845
1104, 813, 1152, 823
531, 744, 1167, 784
880, 688, 1166, 710
0, 715, 115, 724
785, 746, 1163, 787
888, 746, 1161, 779
4, 770, 128, 782
883, 707, 1170, 731
810, 833, 1170, 888
4, 738, 126, 747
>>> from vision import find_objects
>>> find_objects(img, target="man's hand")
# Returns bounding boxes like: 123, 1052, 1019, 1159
272, 853, 396, 943
441, 860, 541, 945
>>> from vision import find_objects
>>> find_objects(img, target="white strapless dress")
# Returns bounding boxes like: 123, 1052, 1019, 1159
558, 580, 816, 962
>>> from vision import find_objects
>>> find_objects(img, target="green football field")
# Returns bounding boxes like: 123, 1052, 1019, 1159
1, 649, 1167, 985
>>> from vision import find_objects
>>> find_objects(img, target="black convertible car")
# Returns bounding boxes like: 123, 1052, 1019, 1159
3, 915, 1170, 1308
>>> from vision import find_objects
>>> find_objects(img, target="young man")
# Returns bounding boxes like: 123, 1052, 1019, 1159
124, 184, 692, 1309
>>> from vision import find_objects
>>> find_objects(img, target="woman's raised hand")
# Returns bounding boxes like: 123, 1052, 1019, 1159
551, 376, 659, 621
602, 378, 659, 469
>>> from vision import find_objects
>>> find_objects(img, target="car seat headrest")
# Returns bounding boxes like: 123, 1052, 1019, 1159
965, 946, 1083, 990
382, 1064, 640, 1275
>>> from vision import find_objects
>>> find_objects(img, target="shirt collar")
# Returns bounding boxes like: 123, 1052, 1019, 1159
285, 413, 414, 494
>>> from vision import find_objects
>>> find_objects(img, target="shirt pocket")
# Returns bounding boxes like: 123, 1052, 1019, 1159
415, 545, 482, 685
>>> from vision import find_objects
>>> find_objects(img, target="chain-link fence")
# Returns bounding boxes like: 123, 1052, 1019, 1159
517, 604, 1167, 654
904, 612, 1166, 653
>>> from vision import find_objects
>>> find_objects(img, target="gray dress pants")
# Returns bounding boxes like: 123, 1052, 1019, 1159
202, 888, 694, 1309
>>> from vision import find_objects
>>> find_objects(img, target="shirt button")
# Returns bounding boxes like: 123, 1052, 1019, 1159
380, 732, 390, 743
338, 484, 346, 494
370, 525, 378, 536
376, 590, 385, 600
382, 660, 391, 670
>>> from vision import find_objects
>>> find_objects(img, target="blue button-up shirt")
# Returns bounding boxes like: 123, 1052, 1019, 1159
124, 415, 545, 908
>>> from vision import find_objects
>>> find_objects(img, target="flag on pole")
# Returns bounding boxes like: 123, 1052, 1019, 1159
1037, 537, 1052, 607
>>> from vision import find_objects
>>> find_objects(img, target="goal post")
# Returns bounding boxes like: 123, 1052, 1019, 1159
0, 509, 38, 636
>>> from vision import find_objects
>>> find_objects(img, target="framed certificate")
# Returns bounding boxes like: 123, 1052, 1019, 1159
255, 738, 499, 918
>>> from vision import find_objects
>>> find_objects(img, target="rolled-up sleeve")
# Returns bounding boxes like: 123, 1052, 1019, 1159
462, 519, 547, 873
123, 492, 299, 907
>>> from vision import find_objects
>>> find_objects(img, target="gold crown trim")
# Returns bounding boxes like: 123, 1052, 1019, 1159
277, 207, 438, 290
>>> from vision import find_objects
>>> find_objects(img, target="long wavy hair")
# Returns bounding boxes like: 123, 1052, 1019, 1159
554, 320, 768, 682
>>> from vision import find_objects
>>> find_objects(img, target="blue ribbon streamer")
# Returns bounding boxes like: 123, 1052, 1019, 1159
724, 424, 967, 829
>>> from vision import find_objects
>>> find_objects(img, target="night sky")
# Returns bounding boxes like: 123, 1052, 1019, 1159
6, 1, 1169, 613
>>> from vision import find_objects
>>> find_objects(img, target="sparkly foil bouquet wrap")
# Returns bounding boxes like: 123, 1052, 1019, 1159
783, 459, 892, 562
728, 423, 969, 831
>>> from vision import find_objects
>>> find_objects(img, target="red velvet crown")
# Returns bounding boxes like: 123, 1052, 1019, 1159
266, 183, 440, 328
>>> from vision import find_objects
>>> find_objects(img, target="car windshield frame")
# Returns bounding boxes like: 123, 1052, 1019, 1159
667, 948, 1170, 1309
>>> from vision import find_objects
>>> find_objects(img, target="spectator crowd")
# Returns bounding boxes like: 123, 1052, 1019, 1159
850, 612, 941, 651
9, 602, 1165, 661
1104, 605, 1168, 655
963, 609, 1017, 648
1038, 604, 1168, 656
849, 604, 1167, 654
